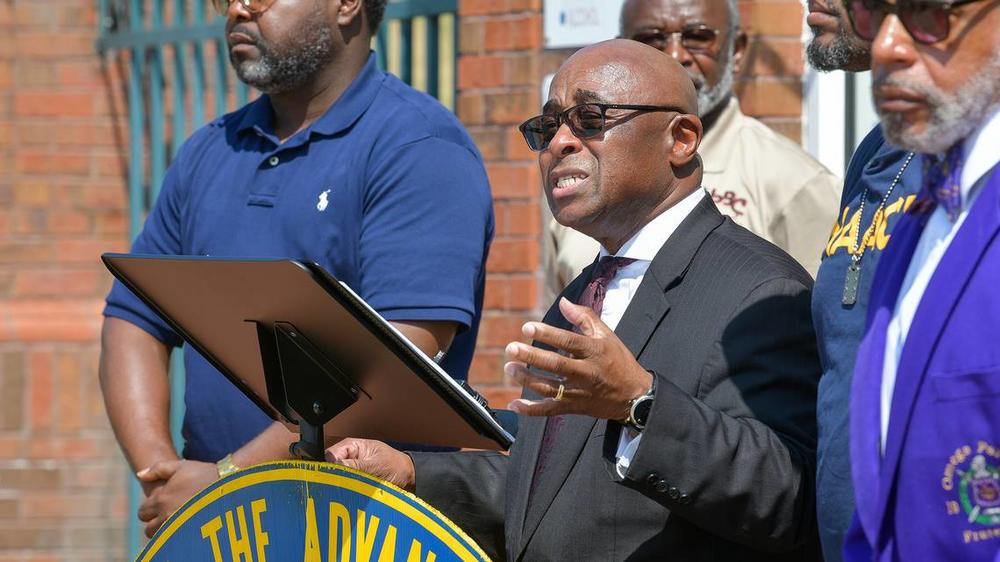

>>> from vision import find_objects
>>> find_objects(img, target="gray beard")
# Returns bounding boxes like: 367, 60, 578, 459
806, 25, 869, 72
230, 10, 333, 94
697, 38, 736, 116
698, 59, 734, 116
878, 52, 1000, 155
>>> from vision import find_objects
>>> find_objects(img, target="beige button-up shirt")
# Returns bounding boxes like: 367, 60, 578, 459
544, 98, 840, 302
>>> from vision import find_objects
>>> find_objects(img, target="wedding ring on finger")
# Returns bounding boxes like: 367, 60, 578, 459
554, 383, 565, 401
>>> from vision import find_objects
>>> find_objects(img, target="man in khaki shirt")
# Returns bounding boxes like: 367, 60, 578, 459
546, 0, 840, 300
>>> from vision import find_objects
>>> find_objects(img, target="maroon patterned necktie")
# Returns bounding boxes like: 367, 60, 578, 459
529, 256, 637, 495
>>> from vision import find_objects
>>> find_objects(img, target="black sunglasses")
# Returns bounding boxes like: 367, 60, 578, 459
629, 25, 723, 54
518, 103, 684, 151
846, 0, 988, 44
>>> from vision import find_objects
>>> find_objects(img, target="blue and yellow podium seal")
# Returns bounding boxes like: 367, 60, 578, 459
136, 461, 491, 562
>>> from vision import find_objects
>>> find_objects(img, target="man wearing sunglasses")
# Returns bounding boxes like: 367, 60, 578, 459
99, 0, 493, 537
544, 0, 840, 306
805, 1, 925, 561
841, 0, 1000, 560
327, 39, 822, 561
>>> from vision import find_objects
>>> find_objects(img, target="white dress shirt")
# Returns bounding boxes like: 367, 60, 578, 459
578, 187, 706, 477
879, 107, 1000, 450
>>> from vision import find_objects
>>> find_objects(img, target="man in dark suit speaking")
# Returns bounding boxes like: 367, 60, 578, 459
327, 39, 822, 561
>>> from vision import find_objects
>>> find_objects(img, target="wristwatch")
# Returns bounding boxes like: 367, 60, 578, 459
625, 374, 656, 432
216, 453, 241, 478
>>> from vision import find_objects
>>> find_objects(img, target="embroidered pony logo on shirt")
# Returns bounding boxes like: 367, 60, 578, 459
316, 189, 331, 212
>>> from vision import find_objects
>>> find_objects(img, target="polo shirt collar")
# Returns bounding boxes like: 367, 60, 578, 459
234, 51, 384, 138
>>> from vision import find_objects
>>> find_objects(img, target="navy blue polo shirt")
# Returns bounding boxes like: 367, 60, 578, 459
104, 53, 494, 462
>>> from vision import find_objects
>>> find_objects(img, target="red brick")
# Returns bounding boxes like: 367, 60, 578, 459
0, 351, 26, 430
485, 275, 539, 310
56, 352, 83, 431
56, 61, 105, 88
0, 299, 105, 342
460, 0, 504, 16
747, 2, 805, 36
11, 180, 51, 206
478, 313, 532, 348
46, 209, 93, 235
485, 90, 536, 124
15, 32, 95, 58
16, 150, 89, 175
738, 79, 803, 118
484, 15, 542, 51
742, 39, 804, 79
505, 127, 537, 162
457, 92, 485, 124
459, 20, 485, 54
496, 200, 541, 236
509, 0, 543, 11
28, 349, 54, 430
56, 239, 127, 264
457, 55, 505, 89
468, 127, 504, 161
468, 350, 505, 385
12, 269, 102, 298
487, 163, 540, 198
0, 61, 10, 89
487, 239, 539, 273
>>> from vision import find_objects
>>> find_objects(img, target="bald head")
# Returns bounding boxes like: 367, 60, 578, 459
552, 39, 699, 114
538, 39, 704, 254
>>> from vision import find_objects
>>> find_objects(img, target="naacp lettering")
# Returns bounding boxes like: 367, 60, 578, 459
824, 194, 917, 257
136, 461, 490, 562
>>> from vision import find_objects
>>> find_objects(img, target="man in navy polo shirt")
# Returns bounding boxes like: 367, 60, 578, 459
99, 0, 493, 537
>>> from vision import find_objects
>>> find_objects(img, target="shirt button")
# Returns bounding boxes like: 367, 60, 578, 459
268, 156, 279, 167
667, 486, 681, 500
678, 493, 692, 505
646, 473, 660, 486
654, 480, 669, 493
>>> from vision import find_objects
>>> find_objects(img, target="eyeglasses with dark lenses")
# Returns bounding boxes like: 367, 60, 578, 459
518, 103, 685, 151
847, 0, 986, 44
212, 0, 278, 15
629, 25, 722, 54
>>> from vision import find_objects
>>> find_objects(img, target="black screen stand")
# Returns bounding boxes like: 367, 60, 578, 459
251, 321, 361, 461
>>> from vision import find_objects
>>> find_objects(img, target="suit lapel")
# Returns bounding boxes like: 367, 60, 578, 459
510, 271, 591, 551
515, 195, 725, 558
875, 167, 1000, 545
849, 208, 924, 547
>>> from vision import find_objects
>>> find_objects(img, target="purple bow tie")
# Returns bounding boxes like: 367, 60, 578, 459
922, 143, 965, 222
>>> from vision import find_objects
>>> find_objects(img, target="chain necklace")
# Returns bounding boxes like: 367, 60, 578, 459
842, 152, 915, 306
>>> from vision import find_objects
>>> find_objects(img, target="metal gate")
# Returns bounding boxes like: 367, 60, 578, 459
94, 0, 458, 554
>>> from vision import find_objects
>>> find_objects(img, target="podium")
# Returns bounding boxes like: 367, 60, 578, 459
134, 461, 493, 562
103, 254, 514, 457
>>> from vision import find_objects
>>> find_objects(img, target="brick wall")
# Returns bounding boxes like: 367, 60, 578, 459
0, 0, 809, 560
0, 0, 130, 560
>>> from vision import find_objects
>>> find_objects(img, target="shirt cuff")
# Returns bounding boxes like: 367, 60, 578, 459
614, 427, 643, 479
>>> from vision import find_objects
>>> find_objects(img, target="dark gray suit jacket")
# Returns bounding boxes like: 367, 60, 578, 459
411, 197, 822, 561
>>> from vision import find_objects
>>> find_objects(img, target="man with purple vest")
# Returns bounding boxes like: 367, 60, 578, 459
842, 0, 1000, 559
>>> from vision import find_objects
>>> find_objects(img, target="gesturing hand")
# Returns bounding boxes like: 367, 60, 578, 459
505, 297, 652, 421
137, 459, 218, 538
325, 438, 416, 492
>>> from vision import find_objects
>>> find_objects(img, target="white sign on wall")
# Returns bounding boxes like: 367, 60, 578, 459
544, 0, 626, 49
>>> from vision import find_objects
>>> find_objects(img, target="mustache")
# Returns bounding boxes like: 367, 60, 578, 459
872, 73, 935, 98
